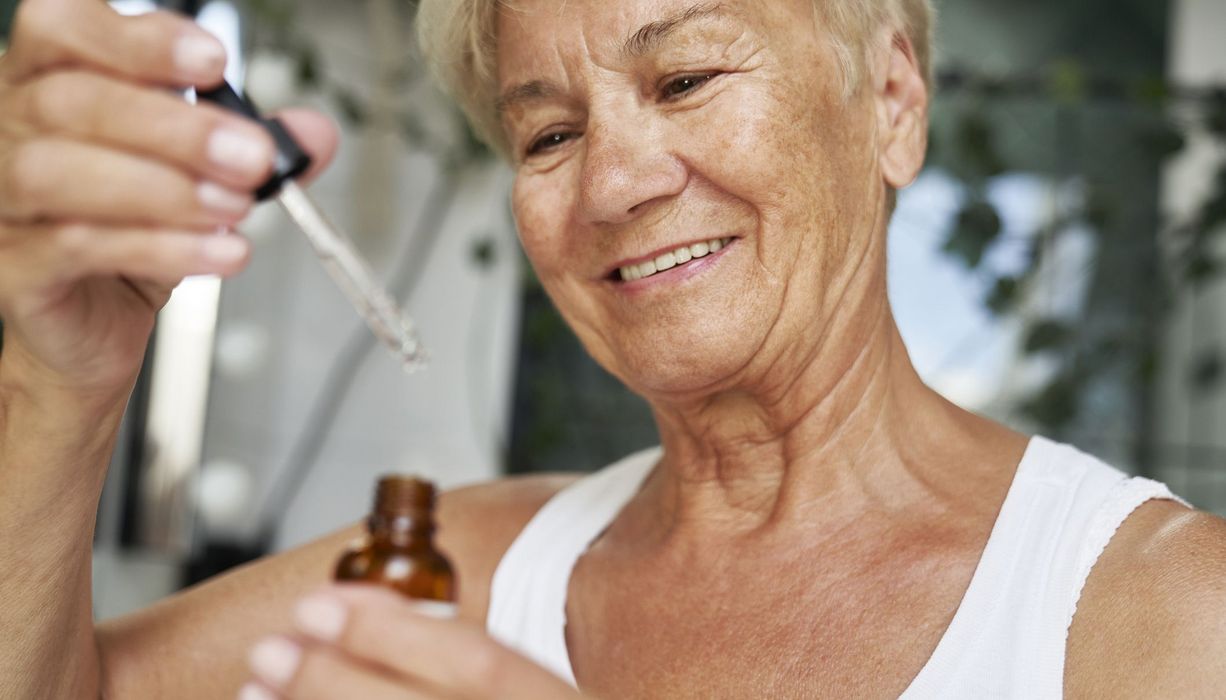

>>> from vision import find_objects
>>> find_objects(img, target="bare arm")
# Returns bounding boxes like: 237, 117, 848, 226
0, 367, 127, 699
0, 0, 334, 695
1066, 500, 1226, 697
0, 2, 569, 695
94, 475, 576, 698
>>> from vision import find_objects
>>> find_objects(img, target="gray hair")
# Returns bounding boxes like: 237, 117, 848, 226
416, 0, 936, 159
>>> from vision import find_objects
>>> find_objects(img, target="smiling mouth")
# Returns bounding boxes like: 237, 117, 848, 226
616, 237, 734, 282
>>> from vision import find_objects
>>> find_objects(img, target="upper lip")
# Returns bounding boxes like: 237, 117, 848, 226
604, 236, 736, 279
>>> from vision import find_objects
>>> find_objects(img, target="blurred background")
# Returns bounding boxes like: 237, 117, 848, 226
0, 0, 1222, 619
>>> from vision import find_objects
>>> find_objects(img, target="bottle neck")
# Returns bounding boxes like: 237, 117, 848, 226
368, 512, 434, 550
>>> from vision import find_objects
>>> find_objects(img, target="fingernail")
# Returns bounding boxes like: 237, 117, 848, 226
295, 594, 348, 641
237, 682, 277, 700
175, 34, 226, 77
248, 636, 300, 687
198, 182, 252, 215
208, 129, 272, 177
411, 600, 459, 620
203, 234, 248, 264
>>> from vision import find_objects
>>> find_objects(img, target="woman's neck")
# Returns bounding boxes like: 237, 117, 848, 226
647, 294, 1015, 539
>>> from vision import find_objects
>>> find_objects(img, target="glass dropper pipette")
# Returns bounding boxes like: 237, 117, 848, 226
197, 82, 426, 371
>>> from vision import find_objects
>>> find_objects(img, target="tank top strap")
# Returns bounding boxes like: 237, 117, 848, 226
902, 436, 1185, 698
485, 446, 660, 686
489, 438, 1185, 697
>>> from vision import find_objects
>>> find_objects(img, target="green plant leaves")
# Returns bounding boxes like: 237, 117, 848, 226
1024, 320, 1073, 354
1207, 89, 1226, 138
985, 276, 1022, 315
470, 236, 497, 269
294, 44, 320, 91
1020, 371, 1082, 431
944, 199, 1003, 268
1190, 349, 1224, 393
953, 112, 1007, 180
1138, 119, 1187, 162
331, 88, 368, 127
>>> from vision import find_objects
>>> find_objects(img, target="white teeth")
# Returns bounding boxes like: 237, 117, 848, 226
618, 237, 732, 282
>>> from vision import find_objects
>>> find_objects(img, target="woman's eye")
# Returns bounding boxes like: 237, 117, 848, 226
662, 74, 714, 99
527, 132, 574, 156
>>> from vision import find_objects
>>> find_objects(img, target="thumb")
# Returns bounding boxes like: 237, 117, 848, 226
272, 107, 341, 187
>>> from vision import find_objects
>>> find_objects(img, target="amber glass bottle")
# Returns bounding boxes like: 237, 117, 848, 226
335, 476, 457, 610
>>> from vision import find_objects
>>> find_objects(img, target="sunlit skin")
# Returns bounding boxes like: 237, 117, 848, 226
3, 0, 1224, 697
499, 1, 1030, 695
499, 1, 1017, 534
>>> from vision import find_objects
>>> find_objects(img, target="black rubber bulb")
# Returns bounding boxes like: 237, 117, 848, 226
197, 81, 313, 201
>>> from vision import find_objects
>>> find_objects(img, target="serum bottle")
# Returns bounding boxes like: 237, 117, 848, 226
335, 476, 457, 615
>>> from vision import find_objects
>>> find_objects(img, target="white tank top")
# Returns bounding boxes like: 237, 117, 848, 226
486, 436, 1183, 698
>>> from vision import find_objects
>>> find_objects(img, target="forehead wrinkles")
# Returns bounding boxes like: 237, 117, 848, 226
496, 0, 644, 80
497, 0, 748, 80
496, 0, 766, 125
495, 1, 651, 131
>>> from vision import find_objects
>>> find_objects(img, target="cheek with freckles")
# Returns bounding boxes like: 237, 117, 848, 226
506, 9, 885, 399
513, 175, 618, 360
719, 60, 880, 293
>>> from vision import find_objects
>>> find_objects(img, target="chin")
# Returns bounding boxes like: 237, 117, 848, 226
595, 310, 773, 401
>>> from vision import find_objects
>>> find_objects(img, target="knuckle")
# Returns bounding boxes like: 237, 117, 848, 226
148, 99, 215, 165
186, 112, 224, 161
335, 594, 395, 657
51, 223, 93, 263
288, 646, 346, 700
24, 73, 78, 130
127, 11, 194, 68
2, 141, 52, 215
11, 0, 61, 47
468, 642, 509, 691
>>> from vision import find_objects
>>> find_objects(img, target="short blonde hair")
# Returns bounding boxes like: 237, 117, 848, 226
416, 0, 935, 159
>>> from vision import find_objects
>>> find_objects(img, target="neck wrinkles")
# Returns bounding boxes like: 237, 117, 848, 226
646, 277, 929, 535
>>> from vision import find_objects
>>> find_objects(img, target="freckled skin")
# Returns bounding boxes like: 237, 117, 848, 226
492, 1, 1226, 698
503, 1, 879, 397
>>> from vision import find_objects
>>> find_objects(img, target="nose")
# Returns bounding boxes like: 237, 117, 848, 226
578, 113, 688, 226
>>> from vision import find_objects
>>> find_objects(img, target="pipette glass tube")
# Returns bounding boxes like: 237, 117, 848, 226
196, 82, 427, 371
276, 182, 426, 370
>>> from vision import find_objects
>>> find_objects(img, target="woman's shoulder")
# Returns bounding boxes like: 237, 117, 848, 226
436, 472, 584, 622
1066, 499, 1226, 695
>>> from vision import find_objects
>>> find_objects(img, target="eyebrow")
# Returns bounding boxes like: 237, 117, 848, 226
495, 2, 725, 115
495, 80, 560, 114
622, 2, 725, 58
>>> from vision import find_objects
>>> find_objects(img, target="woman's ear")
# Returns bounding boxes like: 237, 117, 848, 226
873, 29, 929, 189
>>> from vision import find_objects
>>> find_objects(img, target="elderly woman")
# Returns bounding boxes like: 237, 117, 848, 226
0, 0, 1223, 697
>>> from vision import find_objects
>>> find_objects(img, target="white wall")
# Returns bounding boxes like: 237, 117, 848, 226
198, 0, 520, 548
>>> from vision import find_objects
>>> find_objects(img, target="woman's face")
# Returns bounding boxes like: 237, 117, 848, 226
498, 0, 894, 399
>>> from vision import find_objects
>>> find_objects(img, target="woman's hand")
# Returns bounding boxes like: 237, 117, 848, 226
0, 0, 337, 402
240, 585, 584, 700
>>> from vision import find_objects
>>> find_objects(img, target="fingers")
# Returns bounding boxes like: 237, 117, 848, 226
3, 1, 225, 87
9, 70, 276, 191
0, 76, 341, 219
0, 224, 249, 308
273, 108, 341, 185
0, 138, 254, 227
281, 586, 580, 700
52, 227, 250, 283
244, 638, 435, 700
